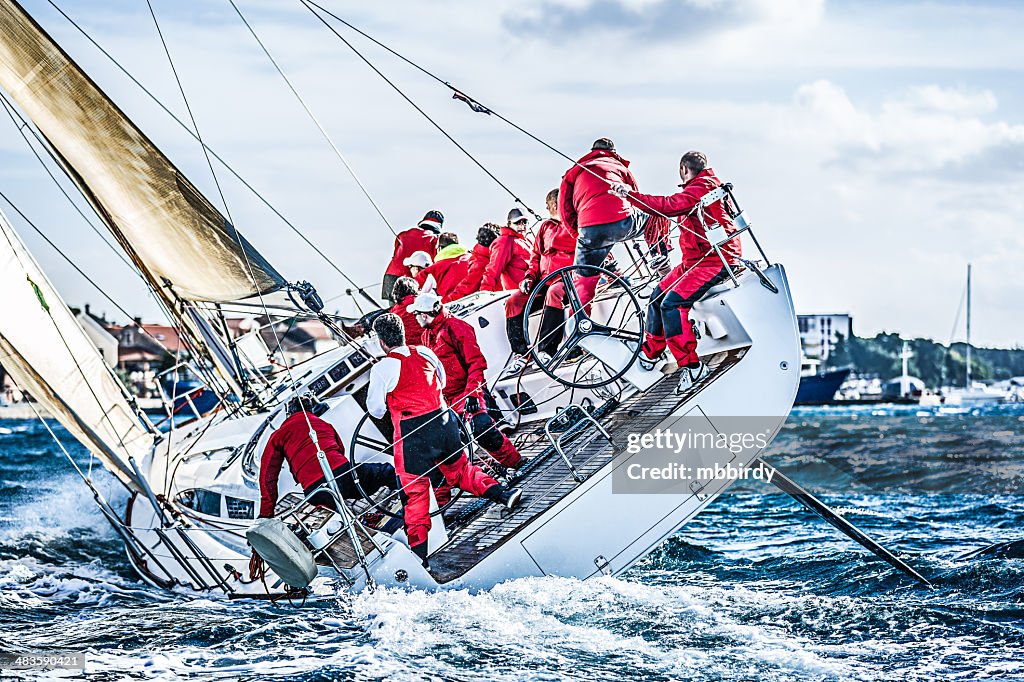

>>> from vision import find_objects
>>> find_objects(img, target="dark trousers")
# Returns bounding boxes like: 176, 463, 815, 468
306, 461, 398, 510
381, 274, 400, 303
573, 210, 649, 307
393, 409, 499, 547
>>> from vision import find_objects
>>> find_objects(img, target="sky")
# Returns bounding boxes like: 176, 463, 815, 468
0, 0, 1022, 348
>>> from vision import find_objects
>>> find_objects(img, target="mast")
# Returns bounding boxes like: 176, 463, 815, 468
966, 263, 972, 389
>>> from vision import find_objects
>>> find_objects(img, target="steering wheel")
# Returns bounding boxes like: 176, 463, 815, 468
348, 410, 476, 517
522, 264, 645, 389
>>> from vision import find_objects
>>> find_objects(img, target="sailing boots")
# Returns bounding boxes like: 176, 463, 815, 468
484, 484, 523, 510
410, 541, 429, 569
675, 362, 711, 395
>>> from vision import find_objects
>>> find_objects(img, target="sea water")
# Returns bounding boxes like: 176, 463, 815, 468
1, 404, 1023, 681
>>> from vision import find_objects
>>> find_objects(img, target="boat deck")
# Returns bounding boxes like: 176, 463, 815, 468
427, 346, 748, 584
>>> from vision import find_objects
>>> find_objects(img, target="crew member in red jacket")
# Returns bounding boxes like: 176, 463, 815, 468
382, 210, 443, 302
612, 151, 741, 393
480, 209, 530, 292
366, 314, 522, 567
409, 292, 522, 475
559, 138, 651, 310
389, 277, 427, 345
503, 188, 575, 364
258, 393, 398, 519
415, 233, 471, 302
451, 224, 500, 299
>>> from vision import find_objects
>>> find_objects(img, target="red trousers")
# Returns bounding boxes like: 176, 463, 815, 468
505, 278, 567, 317
643, 264, 730, 367
393, 409, 499, 547
398, 454, 498, 546
435, 410, 519, 507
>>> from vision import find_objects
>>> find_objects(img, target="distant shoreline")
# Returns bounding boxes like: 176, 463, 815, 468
0, 404, 52, 420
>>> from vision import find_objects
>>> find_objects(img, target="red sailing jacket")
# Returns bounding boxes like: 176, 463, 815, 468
481, 227, 530, 291
559, 149, 638, 235
421, 308, 487, 410
416, 252, 471, 302
384, 227, 439, 278
386, 347, 445, 419
391, 294, 427, 345
258, 411, 347, 518
628, 168, 741, 268
526, 218, 576, 283
451, 243, 491, 299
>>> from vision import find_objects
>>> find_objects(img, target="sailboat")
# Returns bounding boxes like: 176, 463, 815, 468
920, 264, 1007, 407
0, 1, 927, 595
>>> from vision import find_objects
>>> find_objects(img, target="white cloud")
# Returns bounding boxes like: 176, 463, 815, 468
2, 1, 1023, 346
791, 80, 1024, 173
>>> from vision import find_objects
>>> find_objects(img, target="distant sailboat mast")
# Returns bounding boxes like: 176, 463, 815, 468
966, 263, 972, 389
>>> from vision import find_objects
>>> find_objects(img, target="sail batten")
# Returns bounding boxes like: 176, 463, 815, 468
0, 0, 286, 303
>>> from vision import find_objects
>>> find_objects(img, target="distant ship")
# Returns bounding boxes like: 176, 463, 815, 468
795, 368, 850, 405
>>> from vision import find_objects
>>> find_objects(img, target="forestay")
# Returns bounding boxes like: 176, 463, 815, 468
0, 0, 285, 303
0, 209, 152, 489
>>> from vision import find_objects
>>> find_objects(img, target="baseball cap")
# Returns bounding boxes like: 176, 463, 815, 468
507, 208, 528, 223
407, 291, 443, 315
403, 251, 433, 268
418, 209, 444, 231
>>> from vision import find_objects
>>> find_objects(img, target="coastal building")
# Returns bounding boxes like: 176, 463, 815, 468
798, 314, 853, 364
72, 305, 118, 369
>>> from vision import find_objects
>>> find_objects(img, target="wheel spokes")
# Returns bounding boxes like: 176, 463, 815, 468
561, 269, 585, 314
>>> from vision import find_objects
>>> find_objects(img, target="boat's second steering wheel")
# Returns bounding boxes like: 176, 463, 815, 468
348, 410, 475, 518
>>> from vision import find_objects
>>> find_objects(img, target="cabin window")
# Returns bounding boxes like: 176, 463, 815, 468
176, 488, 222, 517
225, 496, 255, 520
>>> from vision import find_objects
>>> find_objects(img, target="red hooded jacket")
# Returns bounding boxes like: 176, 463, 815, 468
391, 294, 427, 345
628, 168, 741, 269
258, 411, 347, 518
421, 308, 487, 410
559, 149, 638, 235
481, 227, 530, 291
451, 243, 491, 299
416, 251, 471, 302
384, 227, 439, 278
526, 218, 577, 283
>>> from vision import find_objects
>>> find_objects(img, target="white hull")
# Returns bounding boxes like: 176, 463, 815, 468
123, 264, 800, 596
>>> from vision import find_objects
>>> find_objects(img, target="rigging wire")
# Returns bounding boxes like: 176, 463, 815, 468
299, 0, 540, 219
147, 3, 379, 583
0, 208, 144, 482
302, 0, 710, 244
9, 1, 745, 573
0, 189, 176, 364
43, 0, 381, 310
947, 279, 968, 345
226, 0, 397, 238
146, 0, 313, 407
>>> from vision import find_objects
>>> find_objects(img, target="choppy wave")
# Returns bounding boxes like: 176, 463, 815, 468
1, 407, 1023, 680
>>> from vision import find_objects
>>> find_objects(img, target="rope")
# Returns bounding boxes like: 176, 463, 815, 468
226, 0, 397, 237
300, 0, 540, 220
300, 0, 713, 241
43, 0, 380, 308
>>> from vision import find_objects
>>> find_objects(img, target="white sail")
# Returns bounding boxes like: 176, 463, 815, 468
0, 208, 153, 489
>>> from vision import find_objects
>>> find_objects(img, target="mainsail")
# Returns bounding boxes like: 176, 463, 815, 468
0, 209, 153, 489
0, 0, 285, 303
